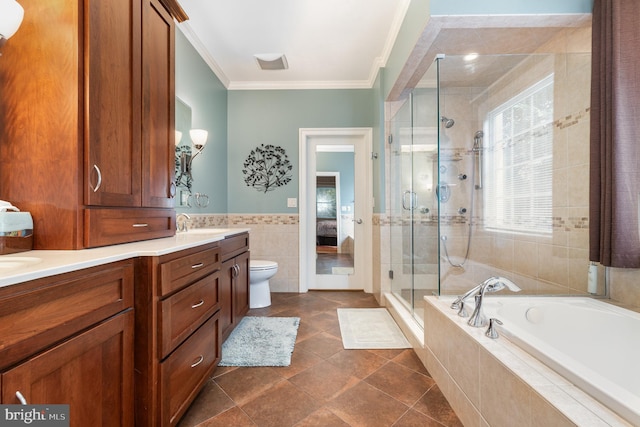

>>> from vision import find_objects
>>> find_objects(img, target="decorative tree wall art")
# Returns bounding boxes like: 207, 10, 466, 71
242, 144, 293, 193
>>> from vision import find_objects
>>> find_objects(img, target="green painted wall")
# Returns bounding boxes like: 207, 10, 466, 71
227, 89, 376, 213
175, 28, 228, 213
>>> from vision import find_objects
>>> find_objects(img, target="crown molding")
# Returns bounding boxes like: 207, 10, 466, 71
177, 23, 230, 88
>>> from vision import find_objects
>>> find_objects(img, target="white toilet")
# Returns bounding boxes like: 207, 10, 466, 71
249, 260, 278, 309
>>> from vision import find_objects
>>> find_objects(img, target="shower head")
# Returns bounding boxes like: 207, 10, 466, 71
441, 116, 455, 129
472, 130, 484, 152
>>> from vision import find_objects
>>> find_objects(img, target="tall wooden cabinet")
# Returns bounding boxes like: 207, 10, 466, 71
0, 0, 183, 249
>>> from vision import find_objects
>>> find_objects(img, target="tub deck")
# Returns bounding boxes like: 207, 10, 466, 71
421, 295, 635, 426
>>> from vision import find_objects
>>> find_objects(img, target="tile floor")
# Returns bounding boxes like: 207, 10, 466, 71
178, 291, 463, 427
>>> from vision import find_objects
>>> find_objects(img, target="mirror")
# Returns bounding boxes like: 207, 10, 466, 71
315, 148, 355, 275
175, 97, 193, 198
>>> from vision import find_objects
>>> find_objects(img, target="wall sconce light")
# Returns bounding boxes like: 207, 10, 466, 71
190, 129, 208, 155
0, 0, 24, 48
176, 129, 208, 191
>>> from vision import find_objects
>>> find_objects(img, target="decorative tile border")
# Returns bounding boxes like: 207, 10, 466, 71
554, 107, 589, 129
377, 213, 588, 231
227, 214, 299, 225
185, 212, 588, 231
185, 214, 227, 228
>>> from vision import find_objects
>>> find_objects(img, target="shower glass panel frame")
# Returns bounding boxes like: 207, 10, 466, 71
389, 58, 442, 326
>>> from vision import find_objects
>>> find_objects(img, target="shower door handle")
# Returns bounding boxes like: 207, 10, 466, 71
402, 190, 417, 210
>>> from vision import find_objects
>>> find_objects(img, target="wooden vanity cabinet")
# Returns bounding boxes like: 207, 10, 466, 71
220, 233, 250, 340
0, 0, 180, 250
135, 242, 222, 427
0, 261, 135, 427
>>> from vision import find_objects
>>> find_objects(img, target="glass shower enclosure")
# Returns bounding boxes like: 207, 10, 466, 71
389, 51, 596, 327
388, 60, 441, 325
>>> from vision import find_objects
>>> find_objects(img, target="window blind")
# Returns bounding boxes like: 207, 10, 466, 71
484, 74, 554, 235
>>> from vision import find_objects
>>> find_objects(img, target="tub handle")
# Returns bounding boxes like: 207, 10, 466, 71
457, 301, 469, 318
485, 318, 503, 339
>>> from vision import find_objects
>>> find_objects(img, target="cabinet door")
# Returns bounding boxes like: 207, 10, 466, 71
1, 311, 134, 427
220, 258, 235, 340
234, 251, 250, 319
142, 0, 176, 208
85, 0, 142, 207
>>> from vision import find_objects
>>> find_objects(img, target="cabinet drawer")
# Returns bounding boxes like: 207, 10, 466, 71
85, 208, 176, 248
0, 261, 134, 370
159, 272, 220, 358
159, 247, 220, 296
221, 233, 249, 260
160, 313, 220, 426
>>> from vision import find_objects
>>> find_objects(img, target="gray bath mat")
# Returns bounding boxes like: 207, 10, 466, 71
219, 316, 300, 367
337, 308, 411, 349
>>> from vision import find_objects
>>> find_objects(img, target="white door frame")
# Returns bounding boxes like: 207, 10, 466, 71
299, 128, 373, 293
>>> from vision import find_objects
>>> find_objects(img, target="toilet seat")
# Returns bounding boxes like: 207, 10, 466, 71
250, 260, 278, 271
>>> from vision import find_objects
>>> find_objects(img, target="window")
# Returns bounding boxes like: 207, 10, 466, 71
484, 75, 554, 235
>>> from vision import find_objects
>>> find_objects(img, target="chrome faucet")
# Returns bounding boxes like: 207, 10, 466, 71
176, 213, 191, 232
451, 276, 521, 328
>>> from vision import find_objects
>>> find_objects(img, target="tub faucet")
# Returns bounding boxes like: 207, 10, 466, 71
466, 276, 521, 328
176, 213, 191, 232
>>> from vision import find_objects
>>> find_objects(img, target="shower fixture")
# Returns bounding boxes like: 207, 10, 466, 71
472, 130, 483, 152
441, 129, 482, 268
441, 116, 455, 128
472, 130, 483, 190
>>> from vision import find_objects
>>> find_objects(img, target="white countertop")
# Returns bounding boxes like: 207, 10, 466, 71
0, 228, 250, 289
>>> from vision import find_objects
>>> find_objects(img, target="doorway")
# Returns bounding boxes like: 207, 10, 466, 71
299, 128, 372, 292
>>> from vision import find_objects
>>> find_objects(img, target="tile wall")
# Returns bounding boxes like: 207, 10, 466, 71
186, 213, 300, 293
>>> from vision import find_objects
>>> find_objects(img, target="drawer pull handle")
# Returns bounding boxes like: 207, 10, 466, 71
191, 262, 204, 269
15, 391, 27, 405
232, 264, 239, 278
191, 355, 204, 368
133, 223, 149, 228
91, 164, 102, 192
191, 300, 204, 309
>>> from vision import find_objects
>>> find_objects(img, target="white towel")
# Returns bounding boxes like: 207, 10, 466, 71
0, 200, 20, 212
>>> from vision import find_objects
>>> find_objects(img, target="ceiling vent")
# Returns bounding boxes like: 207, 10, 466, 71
254, 53, 288, 70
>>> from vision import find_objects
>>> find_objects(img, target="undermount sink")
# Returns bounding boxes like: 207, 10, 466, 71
0, 256, 42, 270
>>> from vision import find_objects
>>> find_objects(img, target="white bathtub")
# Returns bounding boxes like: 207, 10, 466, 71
480, 297, 640, 426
